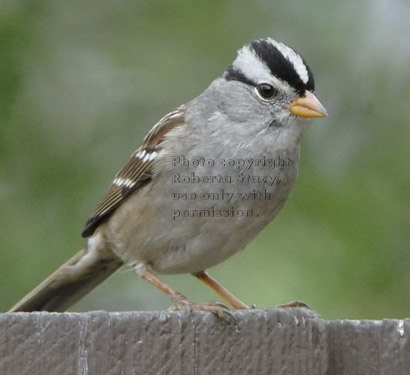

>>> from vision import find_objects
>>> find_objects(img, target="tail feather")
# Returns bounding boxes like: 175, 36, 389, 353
9, 248, 124, 312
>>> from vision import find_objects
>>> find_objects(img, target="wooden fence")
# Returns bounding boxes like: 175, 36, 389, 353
1, 308, 409, 374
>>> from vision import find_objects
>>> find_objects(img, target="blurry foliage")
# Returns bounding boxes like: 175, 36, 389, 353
1, 0, 410, 319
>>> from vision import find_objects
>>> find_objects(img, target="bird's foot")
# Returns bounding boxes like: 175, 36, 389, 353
169, 292, 231, 318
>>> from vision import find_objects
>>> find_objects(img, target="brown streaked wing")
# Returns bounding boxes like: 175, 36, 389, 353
141, 105, 186, 149
81, 105, 186, 238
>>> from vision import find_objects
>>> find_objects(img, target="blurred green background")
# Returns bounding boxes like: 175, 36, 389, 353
1, 0, 410, 319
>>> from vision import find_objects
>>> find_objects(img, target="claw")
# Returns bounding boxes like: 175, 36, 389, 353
276, 300, 312, 309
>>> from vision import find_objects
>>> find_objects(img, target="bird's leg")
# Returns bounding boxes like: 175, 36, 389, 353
140, 268, 185, 303
140, 269, 230, 317
192, 271, 248, 310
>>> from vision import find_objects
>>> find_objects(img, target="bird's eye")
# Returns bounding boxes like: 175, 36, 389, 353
256, 83, 277, 99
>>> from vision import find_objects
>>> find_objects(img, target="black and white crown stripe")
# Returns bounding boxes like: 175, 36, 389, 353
224, 38, 314, 95
268, 39, 310, 85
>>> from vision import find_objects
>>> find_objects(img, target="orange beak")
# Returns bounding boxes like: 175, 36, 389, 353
289, 91, 328, 118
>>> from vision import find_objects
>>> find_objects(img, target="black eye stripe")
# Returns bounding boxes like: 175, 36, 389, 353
223, 65, 255, 86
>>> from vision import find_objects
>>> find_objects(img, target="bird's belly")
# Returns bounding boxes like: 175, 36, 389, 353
103, 156, 298, 274
147, 213, 266, 274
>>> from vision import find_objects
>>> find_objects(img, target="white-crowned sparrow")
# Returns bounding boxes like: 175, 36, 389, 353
9, 38, 327, 313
